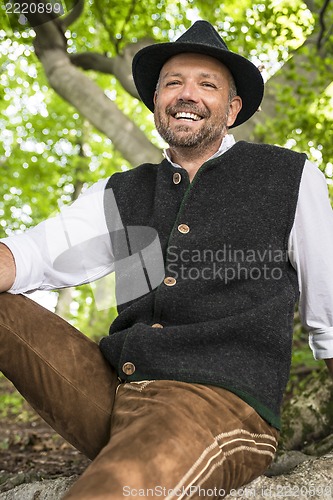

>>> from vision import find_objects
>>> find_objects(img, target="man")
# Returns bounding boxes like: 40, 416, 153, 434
0, 20, 333, 499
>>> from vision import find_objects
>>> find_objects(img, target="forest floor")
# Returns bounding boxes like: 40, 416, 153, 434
0, 377, 90, 494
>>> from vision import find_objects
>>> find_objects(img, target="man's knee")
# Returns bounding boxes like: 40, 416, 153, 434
0, 292, 36, 326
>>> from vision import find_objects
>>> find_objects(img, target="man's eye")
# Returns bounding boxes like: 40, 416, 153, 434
166, 81, 181, 87
201, 82, 216, 88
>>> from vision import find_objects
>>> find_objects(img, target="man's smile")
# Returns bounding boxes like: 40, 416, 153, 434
173, 112, 203, 121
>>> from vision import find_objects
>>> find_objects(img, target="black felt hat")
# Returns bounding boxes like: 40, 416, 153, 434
132, 20, 264, 128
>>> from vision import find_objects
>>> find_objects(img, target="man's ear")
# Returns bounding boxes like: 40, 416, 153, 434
227, 96, 242, 127
153, 91, 158, 106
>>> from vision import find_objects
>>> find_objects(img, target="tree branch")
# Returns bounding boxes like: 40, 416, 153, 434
39, 50, 162, 165
60, 0, 85, 30
14, 0, 162, 166
69, 39, 154, 99
317, 0, 331, 49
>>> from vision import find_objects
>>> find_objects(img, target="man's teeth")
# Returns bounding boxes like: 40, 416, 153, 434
174, 112, 201, 121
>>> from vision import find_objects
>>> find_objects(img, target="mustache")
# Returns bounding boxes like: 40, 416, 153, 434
165, 102, 210, 118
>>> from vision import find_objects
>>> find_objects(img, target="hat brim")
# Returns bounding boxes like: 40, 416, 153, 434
132, 42, 264, 128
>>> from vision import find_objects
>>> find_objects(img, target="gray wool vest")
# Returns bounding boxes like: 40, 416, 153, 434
99, 141, 306, 428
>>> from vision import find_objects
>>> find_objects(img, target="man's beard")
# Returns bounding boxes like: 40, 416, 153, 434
154, 103, 229, 150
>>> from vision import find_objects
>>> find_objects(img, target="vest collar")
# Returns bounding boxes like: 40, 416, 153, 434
163, 134, 236, 169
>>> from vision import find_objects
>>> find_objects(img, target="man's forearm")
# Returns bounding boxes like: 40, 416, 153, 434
324, 358, 333, 378
0, 243, 16, 292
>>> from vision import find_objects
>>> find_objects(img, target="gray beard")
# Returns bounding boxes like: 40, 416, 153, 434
154, 110, 229, 151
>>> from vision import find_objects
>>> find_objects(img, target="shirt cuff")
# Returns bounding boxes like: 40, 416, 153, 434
309, 327, 333, 360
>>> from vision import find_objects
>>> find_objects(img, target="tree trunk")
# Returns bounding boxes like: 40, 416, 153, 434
16, 0, 162, 167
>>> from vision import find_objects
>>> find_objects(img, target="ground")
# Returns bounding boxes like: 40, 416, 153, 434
0, 377, 90, 494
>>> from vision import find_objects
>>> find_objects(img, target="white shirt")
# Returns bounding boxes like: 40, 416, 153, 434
1, 135, 333, 360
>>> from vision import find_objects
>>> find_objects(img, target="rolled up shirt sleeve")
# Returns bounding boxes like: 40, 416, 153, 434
0, 178, 119, 294
308, 328, 333, 360
289, 160, 333, 360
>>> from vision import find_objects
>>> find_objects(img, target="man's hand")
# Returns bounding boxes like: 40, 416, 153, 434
324, 358, 333, 378
0, 243, 16, 292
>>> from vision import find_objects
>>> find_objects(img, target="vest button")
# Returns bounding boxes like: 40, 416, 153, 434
152, 323, 163, 328
122, 362, 136, 376
164, 277, 176, 286
173, 172, 182, 184
178, 223, 190, 234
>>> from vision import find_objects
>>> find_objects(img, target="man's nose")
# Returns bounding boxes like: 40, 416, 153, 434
177, 81, 199, 102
